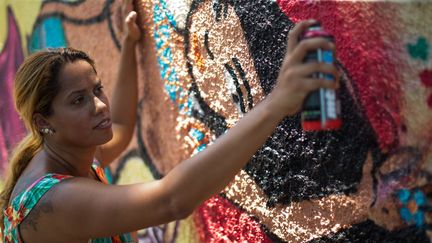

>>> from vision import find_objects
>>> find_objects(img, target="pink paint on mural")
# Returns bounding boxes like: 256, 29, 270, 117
0, 7, 26, 173
0, 128, 6, 172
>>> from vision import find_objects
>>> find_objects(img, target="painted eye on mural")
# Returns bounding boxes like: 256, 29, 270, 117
203, 28, 254, 115
212, 0, 233, 22
224, 58, 254, 115
204, 30, 214, 60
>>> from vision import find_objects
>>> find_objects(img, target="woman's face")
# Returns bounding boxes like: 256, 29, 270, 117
46, 60, 113, 148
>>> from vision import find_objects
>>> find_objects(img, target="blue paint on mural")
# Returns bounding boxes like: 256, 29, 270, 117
153, 0, 187, 107
190, 128, 205, 141
152, 0, 208, 153
29, 16, 67, 54
398, 188, 428, 227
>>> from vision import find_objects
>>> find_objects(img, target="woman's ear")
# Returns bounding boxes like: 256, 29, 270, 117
33, 113, 54, 133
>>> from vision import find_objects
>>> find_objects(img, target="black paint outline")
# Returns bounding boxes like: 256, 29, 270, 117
30, 0, 121, 52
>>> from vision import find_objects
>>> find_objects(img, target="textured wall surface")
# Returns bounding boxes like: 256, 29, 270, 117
1, 0, 432, 242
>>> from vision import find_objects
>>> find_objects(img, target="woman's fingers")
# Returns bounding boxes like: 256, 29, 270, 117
281, 62, 339, 88
125, 11, 137, 25
123, 0, 136, 27
301, 77, 338, 92
288, 38, 335, 65
124, 10, 141, 42
286, 19, 318, 54
273, 20, 341, 116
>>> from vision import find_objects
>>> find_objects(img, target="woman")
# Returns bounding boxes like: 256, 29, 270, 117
0, 8, 338, 241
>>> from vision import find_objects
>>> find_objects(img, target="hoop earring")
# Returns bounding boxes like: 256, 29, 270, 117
41, 128, 55, 135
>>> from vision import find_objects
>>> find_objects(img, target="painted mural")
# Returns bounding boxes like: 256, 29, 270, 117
1, 0, 432, 242
0, 6, 25, 175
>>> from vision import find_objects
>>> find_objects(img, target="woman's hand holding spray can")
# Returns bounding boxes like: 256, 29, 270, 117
299, 23, 342, 131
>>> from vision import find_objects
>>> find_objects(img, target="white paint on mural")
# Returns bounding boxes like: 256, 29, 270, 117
165, 0, 192, 30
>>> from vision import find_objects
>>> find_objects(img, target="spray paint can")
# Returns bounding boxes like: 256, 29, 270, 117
300, 23, 341, 131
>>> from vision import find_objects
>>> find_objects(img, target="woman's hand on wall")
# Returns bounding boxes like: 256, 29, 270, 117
268, 19, 340, 117
123, 0, 141, 43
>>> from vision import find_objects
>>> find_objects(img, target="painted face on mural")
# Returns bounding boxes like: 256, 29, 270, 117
45, 60, 113, 147
186, 0, 378, 206
186, 1, 432, 237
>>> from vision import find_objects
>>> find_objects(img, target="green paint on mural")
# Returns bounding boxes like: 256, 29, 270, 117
407, 36, 429, 61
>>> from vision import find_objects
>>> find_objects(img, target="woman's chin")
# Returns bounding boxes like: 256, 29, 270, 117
96, 129, 114, 145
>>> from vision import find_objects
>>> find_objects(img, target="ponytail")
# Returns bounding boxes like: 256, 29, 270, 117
0, 134, 42, 230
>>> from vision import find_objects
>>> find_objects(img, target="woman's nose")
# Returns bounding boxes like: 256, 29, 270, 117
94, 96, 108, 114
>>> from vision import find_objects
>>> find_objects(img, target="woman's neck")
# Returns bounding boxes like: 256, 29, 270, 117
43, 141, 96, 177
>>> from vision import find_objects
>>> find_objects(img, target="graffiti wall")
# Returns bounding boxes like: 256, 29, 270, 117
1, 0, 432, 242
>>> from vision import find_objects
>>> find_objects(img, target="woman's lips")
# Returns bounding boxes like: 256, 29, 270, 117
94, 118, 112, 129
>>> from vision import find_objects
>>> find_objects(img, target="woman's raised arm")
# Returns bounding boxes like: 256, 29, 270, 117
96, 1, 141, 167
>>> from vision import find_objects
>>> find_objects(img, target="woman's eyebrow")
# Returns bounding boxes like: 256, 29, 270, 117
67, 89, 85, 99
66, 79, 102, 99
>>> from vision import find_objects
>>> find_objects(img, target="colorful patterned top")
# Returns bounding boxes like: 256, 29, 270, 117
3, 161, 133, 243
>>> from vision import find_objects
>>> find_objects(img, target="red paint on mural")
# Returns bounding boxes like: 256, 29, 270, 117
196, 195, 272, 243
420, 70, 432, 108
420, 70, 432, 86
277, 1, 402, 151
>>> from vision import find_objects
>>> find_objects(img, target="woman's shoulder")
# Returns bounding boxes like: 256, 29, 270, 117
10, 172, 73, 208
12, 156, 104, 200
10, 156, 69, 199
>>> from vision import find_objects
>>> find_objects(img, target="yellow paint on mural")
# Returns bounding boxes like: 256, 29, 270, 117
0, 0, 42, 53
115, 156, 155, 184
176, 216, 200, 243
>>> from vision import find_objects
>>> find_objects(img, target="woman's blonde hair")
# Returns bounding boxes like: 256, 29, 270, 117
0, 48, 95, 229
